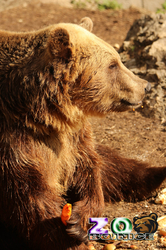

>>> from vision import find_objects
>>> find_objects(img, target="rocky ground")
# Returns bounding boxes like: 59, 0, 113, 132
120, 13, 166, 124
0, 1, 166, 249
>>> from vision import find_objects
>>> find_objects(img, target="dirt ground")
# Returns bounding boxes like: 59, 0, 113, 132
0, 2, 166, 249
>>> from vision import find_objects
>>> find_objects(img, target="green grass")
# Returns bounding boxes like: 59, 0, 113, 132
97, 0, 122, 10
156, 1, 166, 13
71, 0, 86, 9
71, 0, 122, 10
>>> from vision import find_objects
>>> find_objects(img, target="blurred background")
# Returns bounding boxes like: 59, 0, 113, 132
0, 0, 166, 12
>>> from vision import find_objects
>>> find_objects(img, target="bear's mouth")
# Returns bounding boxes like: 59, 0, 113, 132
120, 99, 142, 108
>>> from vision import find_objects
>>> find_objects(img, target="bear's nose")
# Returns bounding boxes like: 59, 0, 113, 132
144, 82, 151, 94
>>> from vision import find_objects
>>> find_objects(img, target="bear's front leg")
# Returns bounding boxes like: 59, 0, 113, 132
65, 163, 105, 246
96, 144, 166, 201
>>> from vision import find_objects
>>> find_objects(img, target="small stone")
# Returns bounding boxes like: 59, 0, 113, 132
130, 245, 138, 249
159, 228, 166, 237
158, 215, 166, 229
102, 244, 116, 250
113, 44, 120, 50
155, 188, 166, 204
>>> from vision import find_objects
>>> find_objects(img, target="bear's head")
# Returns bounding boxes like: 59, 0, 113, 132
0, 17, 150, 131
133, 213, 158, 234
48, 17, 150, 116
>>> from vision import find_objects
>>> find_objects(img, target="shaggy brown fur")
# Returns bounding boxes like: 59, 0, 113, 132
0, 17, 165, 250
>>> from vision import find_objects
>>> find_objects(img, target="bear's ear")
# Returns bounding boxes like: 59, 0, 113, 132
149, 213, 158, 221
48, 28, 72, 60
79, 17, 93, 32
133, 217, 139, 223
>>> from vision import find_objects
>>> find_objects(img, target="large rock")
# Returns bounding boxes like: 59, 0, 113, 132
120, 14, 166, 122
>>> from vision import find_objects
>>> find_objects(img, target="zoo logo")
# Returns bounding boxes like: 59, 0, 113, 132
88, 213, 158, 241
133, 213, 158, 234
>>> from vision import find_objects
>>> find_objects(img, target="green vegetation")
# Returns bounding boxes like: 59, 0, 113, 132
97, 0, 122, 10
130, 45, 135, 52
156, 1, 166, 13
71, 0, 122, 10
71, 0, 86, 9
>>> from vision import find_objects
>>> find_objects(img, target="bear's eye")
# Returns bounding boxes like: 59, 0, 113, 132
109, 63, 117, 70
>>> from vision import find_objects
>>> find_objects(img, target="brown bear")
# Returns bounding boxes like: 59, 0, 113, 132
0, 17, 165, 250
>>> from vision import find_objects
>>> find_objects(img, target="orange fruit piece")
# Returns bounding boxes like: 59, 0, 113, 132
61, 203, 72, 226
88, 244, 96, 249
